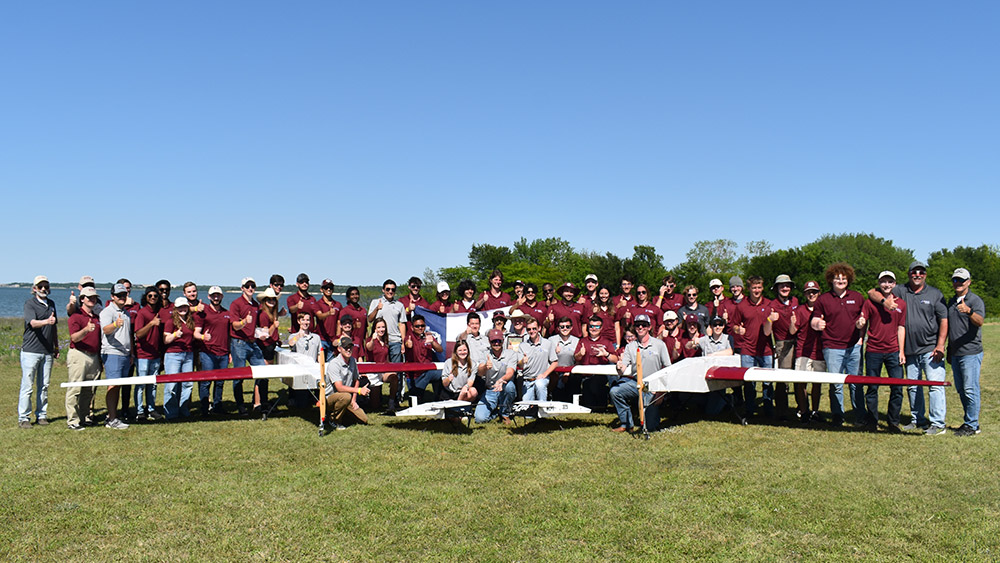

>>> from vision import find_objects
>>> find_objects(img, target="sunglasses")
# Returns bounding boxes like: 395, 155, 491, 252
952, 277, 967, 284
588, 324, 602, 329
634, 322, 650, 328
490, 339, 503, 345
384, 287, 396, 292
686, 293, 698, 297
558, 324, 572, 329
637, 291, 647, 295
244, 284, 256, 289
911, 270, 927, 276
413, 324, 426, 328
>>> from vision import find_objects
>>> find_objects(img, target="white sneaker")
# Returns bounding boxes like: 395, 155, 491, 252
105, 418, 129, 430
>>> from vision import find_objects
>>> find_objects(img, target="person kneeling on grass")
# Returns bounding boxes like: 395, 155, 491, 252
324, 336, 370, 429
611, 314, 669, 433
475, 329, 517, 424
439, 340, 478, 403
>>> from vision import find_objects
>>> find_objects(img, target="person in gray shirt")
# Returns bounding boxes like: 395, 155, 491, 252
947, 268, 985, 436
476, 329, 518, 423
870, 260, 948, 434
696, 316, 735, 357
98, 284, 133, 429
518, 318, 558, 401
19, 275, 58, 428
368, 279, 407, 362
612, 314, 671, 433
324, 337, 370, 427
458, 312, 490, 370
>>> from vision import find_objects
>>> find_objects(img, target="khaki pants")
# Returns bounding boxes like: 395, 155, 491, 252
66, 348, 100, 427
325, 392, 368, 425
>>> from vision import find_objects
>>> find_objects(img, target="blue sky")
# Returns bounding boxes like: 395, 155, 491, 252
3, 2, 996, 286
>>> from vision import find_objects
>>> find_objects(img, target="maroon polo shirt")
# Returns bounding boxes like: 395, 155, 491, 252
256, 310, 280, 347
516, 302, 548, 326
453, 300, 476, 313
732, 297, 775, 356
340, 303, 368, 342
406, 332, 437, 364
721, 297, 744, 349
229, 295, 259, 341
481, 290, 512, 310
813, 289, 864, 350
770, 296, 799, 342
314, 298, 341, 344
794, 305, 824, 361
660, 331, 683, 363
163, 316, 194, 354
400, 294, 430, 314
195, 304, 231, 357
862, 297, 906, 354
134, 307, 164, 360
548, 301, 586, 338
368, 337, 389, 363
614, 301, 636, 328
680, 333, 702, 358
68, 310, 101, 354
427, 299, 451, 314
286, 293, 316, 333
591, 307, 616, 343
612, 294, 634, 308
659, 293, 683, 312
631, 302, 663, 334
575, 337, 617, 366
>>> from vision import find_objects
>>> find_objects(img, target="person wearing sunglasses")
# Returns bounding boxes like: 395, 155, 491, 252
548, 316, 581, 401
228, 277, 264, 415
400, 276, 431, 319
286, 273, 315, 335
867, 260, 948, 434
475, 329, 518, 424
65, 287, 102, 430
66, 275, 104, 317
510, 283, 547, 326
517, 318, 558, 402
676, 285, 709, 334
368, 279, 408, 363
19, 275, 58, 429
545, 282, 585, 338
791, 280, 825, 423
313, 279, 342, 361
404, 314, 443, 406
947, 268, 985, 437
574, 315, 619, 409
428, 281, 452, 314
612, 314, 669, 433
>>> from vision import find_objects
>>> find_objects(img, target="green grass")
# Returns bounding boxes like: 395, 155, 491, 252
1, 318, 998, 562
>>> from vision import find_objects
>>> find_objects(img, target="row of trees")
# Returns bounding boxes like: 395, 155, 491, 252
421, 235, 998, 314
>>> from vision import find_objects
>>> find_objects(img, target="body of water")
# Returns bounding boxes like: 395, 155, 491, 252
0, 286, 343, 318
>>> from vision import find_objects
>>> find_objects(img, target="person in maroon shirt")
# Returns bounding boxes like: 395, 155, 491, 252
228, 277, 264, 415
163, 298, 196, 420
66, 288, 102, 430
811, 262, 866, 426
338, 287, 368, 342
659, 310, 683, 364
405, 313, 444, 406
791, 280, 825, 422
254, 288, 283, 413
579, 274, 600, 307
731, 276, 778, 418
338, 315, 364, 360
613, 276, 635, 309
511, 280, 525, 302
452, 280, 478, 313
511, 283, 547, 326
314, 279, 342, 360
476, 269, 512, 310
573, 314, 619, 408
705, 278, 726, 320
400, 276, 431, 318
541, 282, 557, 307
770, 274, 799, 420
720, 277, 745, 351
860, 271, 907, 430
588, 286, 618, 345
546, 282, 585, 337
133, 287, 165, 421
655, 275, 683, 314
680, 314, 703, 359
193, 286, 231, 415
427, 281, 452, 314
286, 273, 315, 334
630, 285, 663, 336
364, 318, 397, 413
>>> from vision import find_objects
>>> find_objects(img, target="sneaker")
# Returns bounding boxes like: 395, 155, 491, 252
611, 426, 628, 433
925, 425, 946, 436
18, 420, 32, 429
105, 418, 130, 430
136, 413, 148, 422
67, 423, 84, 431
954, 424, 982, 437
334, 424, 348, 431
148, 410, 165, 421
902, 422, 920, 431
36, 418, 49, 426
809, 411, 823, 423
886, 424, 902, 434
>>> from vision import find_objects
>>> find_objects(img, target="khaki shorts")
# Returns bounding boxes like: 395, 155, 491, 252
774, 340, 796, 370
794, 357, 827, 372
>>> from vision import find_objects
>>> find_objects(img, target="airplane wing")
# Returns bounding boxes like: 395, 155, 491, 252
60, 363, 312, 389
514, 399, 592, 418
392, 397, 472, 419
705, 365, 951, 387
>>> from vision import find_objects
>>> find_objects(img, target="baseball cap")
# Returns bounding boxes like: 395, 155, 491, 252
339, 314, 353, 325
112, 283, 128, 296
634, 314, 651, 324
584, 274, 598, 283
80, 287, 99, 298
209, 286, 224, 296
708, 278, 723, 288
436, 281, 450, 293
321, 279, 335, 289
241, 277, 256, 287
878, 271, 896, 281
296, 273, 310, 284
803, 280, 821, 292
663, 310, 679, 321
909, 260, 928, 272
952, 267, 970, 281
558, 282, 579, 295
338, 336, 354, 349
492, 310, 506, 320
513, 280, 525, 287
709, 315, 726, 326
685, 314, 699, 325
33, 275, 48, 286
79, 275, 95, 286
174, 297, 189, 308
487, 329, 504, 342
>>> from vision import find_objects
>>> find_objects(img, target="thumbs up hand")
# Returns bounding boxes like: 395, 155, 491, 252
855, 313, 866, 329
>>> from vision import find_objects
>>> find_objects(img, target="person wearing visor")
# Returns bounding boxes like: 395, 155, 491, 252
612, 314, 669, 433
19, 275, 58, 429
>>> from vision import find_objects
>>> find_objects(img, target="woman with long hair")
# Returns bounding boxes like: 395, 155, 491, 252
133, 287, 164, 421
365, 318, 399, 412
591, 285, 618, 345
452, 280, 478, 313
440, 339, 477, 403
163, 297, 195, 419
253, 288, 282, 413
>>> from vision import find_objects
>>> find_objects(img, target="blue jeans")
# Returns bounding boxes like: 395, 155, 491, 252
521, 378, 549, 402
609, 377, 658, 430
230, 339, 264, 408
865, 351, 904, 426
410, 369, 442, 402
906, 352, 946, 428
320, 340, 335, 362
163, 351, 194, 419
101, 353, 131, 380
475, 381, 517, 423
388, 341, 403, 363
135, 358, 161, 415
823, 345, 861, 422
740, 354, 774, 417
951, 352, 982, 430
19, 351, 53, 422
199, 352, 230, 411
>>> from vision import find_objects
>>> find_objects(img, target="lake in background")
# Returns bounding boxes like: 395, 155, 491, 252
0, 286, 344, 318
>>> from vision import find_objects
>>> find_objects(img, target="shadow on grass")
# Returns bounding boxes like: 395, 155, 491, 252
382, 418, 474, 434
508, 417, 607, 434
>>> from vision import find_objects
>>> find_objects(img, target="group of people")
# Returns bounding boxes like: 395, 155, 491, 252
17, 262, 985, 437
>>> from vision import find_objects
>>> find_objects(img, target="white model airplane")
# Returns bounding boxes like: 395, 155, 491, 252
391, 395, 473, 421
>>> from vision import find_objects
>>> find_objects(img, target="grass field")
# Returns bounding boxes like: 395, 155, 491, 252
1, 318, 997, 562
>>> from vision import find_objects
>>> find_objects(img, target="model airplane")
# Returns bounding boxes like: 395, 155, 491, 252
391, 395, 473, 421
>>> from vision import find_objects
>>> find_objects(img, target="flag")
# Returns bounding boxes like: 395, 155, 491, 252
415, 306, 508, 361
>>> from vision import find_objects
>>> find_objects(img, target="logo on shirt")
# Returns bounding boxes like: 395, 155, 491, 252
846, 300, 856, 305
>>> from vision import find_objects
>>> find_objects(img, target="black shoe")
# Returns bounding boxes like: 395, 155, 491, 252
886, 424, 902, 434
831, 416, 844, 426
238, 406, 249, 416
67, 423, 84, 431
148, 411, 165, 421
